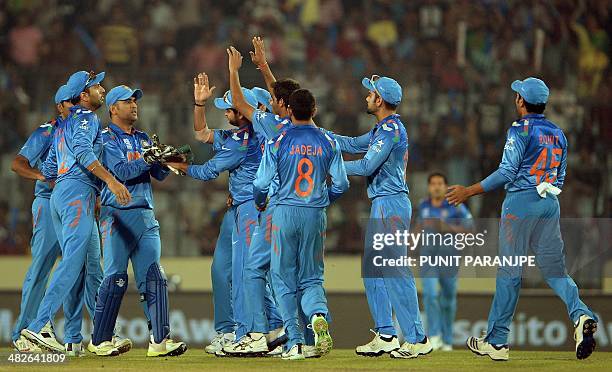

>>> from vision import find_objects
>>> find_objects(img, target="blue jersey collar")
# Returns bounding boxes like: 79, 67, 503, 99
109, 122, 140, 135
521, 113, 545, 120
375, 113, 400, 128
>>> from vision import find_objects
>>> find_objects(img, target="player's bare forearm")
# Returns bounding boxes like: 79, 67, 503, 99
193, 106, 213, 144
87, 160, 117, 185
11, 155, 45, 181
258, 62, 276, 94
446, 183, 484, 206
228, 69, 254, 119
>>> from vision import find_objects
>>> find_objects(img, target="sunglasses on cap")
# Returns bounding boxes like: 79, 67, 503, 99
84, 70, 97, 88
369, 74, 382, 97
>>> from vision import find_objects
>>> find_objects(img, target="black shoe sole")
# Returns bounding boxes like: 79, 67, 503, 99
267, 334, 288, 350
153, 344, 187, 357
225, 351, 269, 358
576, 319, 597, 360
355, 349, 397, 357
117, 344, 132, 355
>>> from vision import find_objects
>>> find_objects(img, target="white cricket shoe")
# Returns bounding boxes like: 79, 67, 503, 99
65, 342, 85, 357
355, 329, 400, 357
390, 337, 433, 359
574, 315, 597, 360
113, 327, 133, 354
267, 345, 283, 357
441, 343, 453, 351
147, 335, 187, 357
205, 332, 235, 354
20, 322, 64, 353
87, 340, 120, 357
430, 335, 443, 351
311, 315, 332, 356
466, 336, 508, 361
303, 345, 322, 358
13, 335, 42, 353
281, 344, 305, 360
224, 333, 268, 356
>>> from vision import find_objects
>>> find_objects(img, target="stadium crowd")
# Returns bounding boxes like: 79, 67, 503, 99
0, 0, 610, 262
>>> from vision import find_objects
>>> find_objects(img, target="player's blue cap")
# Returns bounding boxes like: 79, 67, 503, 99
251, 87, 273, 112
66, 70, 106, 99
362, 75, 402, 106
214, 88, 258, 110
54, 85, 72, 104
105, 85, 143, 109
511, 77, 549, 104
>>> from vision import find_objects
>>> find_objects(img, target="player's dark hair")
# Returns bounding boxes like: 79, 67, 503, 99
519, 95, 546, 114
272, 79, 300, 107
428, 172, 448, 185
383, 101, 398, 111
288, 89, 315, 120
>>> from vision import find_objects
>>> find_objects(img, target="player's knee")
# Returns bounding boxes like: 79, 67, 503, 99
146, 263, 167, 283
101, 273, 129, 295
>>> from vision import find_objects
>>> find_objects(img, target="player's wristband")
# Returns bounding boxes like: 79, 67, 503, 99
194, 102, 204, 107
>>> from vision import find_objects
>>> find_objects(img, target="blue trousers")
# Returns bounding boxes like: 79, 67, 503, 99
12, 197, 63, 341
27, 181, 103, 343
233, 201, 259, 339
364, 194, 425, 343
485, 189, 596, 344
211, 208, 235, 333
100, 207, 161, 321
271, 205, 328, 349
244, 203, 284, 333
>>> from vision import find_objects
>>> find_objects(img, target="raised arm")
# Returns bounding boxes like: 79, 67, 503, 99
250, 36, 276, 94
227, 46, 255, 122
193, 72, 216, 144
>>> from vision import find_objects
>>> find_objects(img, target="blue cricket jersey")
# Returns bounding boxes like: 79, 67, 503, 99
187, 124, 264, 206
18, 118, 59, 199
334, 114, 409, 199
418, 198, 473, 230
253, 124, 349, 208
100, 123, 170, 209
41, 105, 105, 192
481, 113, 568, 192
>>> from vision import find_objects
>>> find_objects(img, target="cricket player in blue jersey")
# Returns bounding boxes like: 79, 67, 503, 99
10, 85, 74, 353
21, 71, 131, 354
446, 77, 598, 361
190, 73, 237, 354
90, 85, 187, 357
417, 172, 473, 352
167, 80, 278, 355
334, 75, 432, 359
253, 88, 349, 360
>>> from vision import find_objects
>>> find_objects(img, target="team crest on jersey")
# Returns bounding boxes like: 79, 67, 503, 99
79, 119, 89, 130
123, 138, 133, 149
371, 139, 385, 153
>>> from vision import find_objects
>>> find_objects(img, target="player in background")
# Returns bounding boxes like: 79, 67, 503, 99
416, 172, 473, 351
166, 82, 272, 355
89, 85, 187, 357
253, 88, 349, 360
334, 75, 432, 359
190, 73, 236, 354
21, 71, 131, 353
446, 77, 598, 361
10, 85, 75, 352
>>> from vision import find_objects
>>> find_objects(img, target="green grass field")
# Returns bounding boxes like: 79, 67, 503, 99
2, 349, 612, 371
